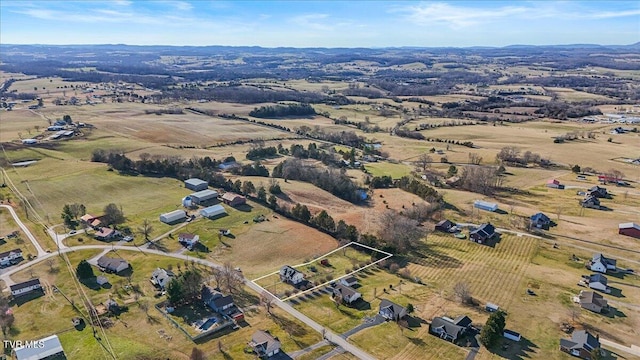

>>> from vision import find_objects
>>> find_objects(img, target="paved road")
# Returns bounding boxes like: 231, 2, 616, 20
288, 339, 330, 359
600, 338, 640, 357
0, 204, 47, 256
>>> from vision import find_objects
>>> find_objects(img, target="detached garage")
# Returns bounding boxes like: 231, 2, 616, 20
201, 204, 227, 218
619, 223, 640, 239
160, 210, 187, 224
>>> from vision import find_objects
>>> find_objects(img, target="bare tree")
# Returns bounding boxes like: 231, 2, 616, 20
414, 153, 432, 172
190, 347, 206, 360
453, 282, 472, 304
138, 219, 154, 242
469, 153, 483, 165
261, 291, 274, 315
46, 258, 56, 273
377, 210, 427, 253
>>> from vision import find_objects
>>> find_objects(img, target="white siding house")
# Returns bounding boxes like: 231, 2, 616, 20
0, 248, 23, 266
280, 265, 304, 285
10, 279, 42, 297
159, 210, 187, 224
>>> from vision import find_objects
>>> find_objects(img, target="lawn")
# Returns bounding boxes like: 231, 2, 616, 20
364, 161, 413, 179
0, 208, 38, 258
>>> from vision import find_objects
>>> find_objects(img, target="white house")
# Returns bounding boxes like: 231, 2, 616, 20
159, 209, 187, 224
10, 279, 42, 297
0, 248, 23, 266
150, 268, 175, 289
589, 254, 617, 273
200, 204, 227, 218
280, 265, 304, 285
14, 334, 65, 360
178, 233, 199, 248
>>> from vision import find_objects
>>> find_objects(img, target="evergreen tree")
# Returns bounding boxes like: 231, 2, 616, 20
76, 260, 94, 279
479, 310, 506, 348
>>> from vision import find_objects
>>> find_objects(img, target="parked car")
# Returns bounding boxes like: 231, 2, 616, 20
122, 236, 134, 242
69, 230, 77, 235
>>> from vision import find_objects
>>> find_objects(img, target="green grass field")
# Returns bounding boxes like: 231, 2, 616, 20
364, 162, 413, 179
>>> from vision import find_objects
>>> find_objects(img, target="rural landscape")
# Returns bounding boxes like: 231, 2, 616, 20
0, 30, 639, 360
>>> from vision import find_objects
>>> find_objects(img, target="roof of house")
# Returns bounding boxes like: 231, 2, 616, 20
619, 222, 640, 230
10, 278, 41, 292
560, 330, 600, 352
380, 299, 406, 316
431, 317, 465, 337
95, 227, 115, 238
530, 212, 551, 222
250, 330, 280, 354
0, 248, 22, 259
334, 283, 360, 299
593, 253, 616, 267
80, 214, 96, 222
212, 294, 235, 309
91, 219, 102, 227
151, 268, 174, 282
470, 223, 496, 238
281, 265, 303, 278
97, 256, 129, 271
201, 285, 221, 304
579, 291, 607, 308
342, 276, 358, 284
14, 335, 64, 360
590, 186, 606, 192
589, 273, 608, 285
436, 219, 453, 228
454, 315, 473, 327
178, 233, 197, 240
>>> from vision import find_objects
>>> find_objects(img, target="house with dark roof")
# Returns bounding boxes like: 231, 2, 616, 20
150, 268, 175, 290
202, 286, 236, 313
249, 330, 281, 358
332, 283, 362, 305
588, 186, 608, 198
577, 291, 608, 313
580, 196, 600, 209
280, 265, 304, 285
97, 255, 130, 274
379, 299, 407, 321
340, 276, 358, 287
435, 219, 457, 233
10, 279, 43, 297
530, 212, 551, 229
587, 273, 610, 293
469, 223, 496, 244
0, 248, 23, 266
429, 315, 473, 342
560, 330, 601, 359
589, 254, 616, 274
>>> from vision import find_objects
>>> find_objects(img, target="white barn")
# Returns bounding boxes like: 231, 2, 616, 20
14, 334, 65, 360
200, 204, 227, 218
159, 210, 187, 224
190, 189, 219, 204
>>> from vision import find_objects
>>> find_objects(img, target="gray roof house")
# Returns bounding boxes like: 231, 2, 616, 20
379, 299, 407, 321
150, 268, 175, 289
429, 315, 473, 342
560, 330, 601, 359
589, 254, 616, 274
202, 285, 236, 314
97, 256, 130, 274
588, 273, 609, 293
249, 330, 281, 358
578, 291, 608, 313
332, 283, 362, 304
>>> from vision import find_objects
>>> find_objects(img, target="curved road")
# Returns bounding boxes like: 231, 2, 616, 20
0, 206, 376, 360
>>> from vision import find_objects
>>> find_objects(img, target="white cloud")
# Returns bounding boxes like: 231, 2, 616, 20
290, 13, 333, 31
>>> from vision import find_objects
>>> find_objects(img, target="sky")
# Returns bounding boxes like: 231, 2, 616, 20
0, 1, 638, 47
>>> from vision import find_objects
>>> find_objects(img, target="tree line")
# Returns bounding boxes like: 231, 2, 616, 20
249, 103, 316, 118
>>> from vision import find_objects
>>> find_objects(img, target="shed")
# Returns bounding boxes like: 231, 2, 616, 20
485, 303, 499, 312
473, 200, 498, 212
200, 204, 227, 219
190, 189, 219, 204
221, 192, 246, 207
503, 329, 521, 342
184, 178, 208, 191
96, 276, 109, 286
159, 210, 186, 224
619, 223, 640, 239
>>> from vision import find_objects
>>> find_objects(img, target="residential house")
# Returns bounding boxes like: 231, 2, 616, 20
10, 279, 43, 297
202, 286, 235, 313
221, 192, 246, 207
97, 256, 130, 274
559, 330, 601, 359
470, 223, 496, 244
546, 179, 565, 189
80, 214, 99, 225
94, 227, 118, 241
580, 196, 600, 209
178, 233, 199, 249
577, 291, 608, 313
379, 299, 407, 321
587, 273, 609, 293
340, 276, 358, 287
150, 268, 175, 290
429, 315, 473, 342
280, 265, 304, 285
0, 248, 23, 266
14, 334, 66, 360
588, 186, 608, 198
618, 222, 640, 239
184, 178, 208, 191
249, 330, 281, 358
332, 283, 362, 305
589, 254, 616, 273
530, 212, 551, 229
435, 219, 457, 233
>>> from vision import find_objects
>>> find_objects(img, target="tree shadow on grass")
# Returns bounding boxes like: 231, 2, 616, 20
10, 290, 45, 306
79, 277, 101, 290
488, 337, 538, 360
603, 306, 626, 319
408, 243, 463, 269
